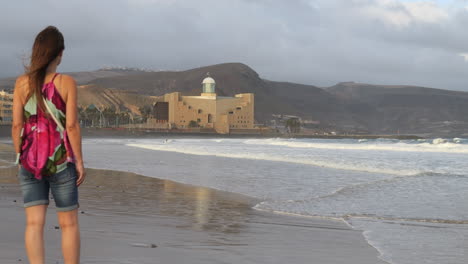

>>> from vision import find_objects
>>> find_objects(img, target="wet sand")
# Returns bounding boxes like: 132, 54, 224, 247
0, 143, 387, 264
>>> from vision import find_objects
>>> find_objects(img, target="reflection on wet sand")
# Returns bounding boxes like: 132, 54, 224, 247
0, 156, 256, 236
80, 168, 257, 234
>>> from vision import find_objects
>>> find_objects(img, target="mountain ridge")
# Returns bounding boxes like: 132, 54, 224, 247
1, 63, 468, 136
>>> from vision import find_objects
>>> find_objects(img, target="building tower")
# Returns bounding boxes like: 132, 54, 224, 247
201, 73, 216, 97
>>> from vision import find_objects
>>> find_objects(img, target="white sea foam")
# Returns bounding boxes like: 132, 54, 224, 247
432, 138, 448, 144
126, 143, 423, 176
242, 138, 468, 153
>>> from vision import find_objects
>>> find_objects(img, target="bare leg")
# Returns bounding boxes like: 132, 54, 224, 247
24, 205, 48, 264
57, 209, 80, 264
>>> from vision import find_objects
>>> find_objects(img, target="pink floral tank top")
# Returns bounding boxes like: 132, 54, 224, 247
20, 73, 74, 180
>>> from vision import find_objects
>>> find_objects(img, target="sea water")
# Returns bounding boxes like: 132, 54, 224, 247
83, 137, 468, 264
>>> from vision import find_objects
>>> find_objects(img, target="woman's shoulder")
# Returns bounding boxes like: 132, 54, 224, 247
14, 75, 30, 99
15, 74, 77, 87
58, 74, 77, 86
15, 74, 29, 87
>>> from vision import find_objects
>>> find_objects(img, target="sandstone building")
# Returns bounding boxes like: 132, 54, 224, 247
149, 75, 255, 134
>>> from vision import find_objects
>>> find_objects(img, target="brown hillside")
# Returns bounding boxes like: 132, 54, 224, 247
327, 82, 468, 135
77, 85, 158, 115
2, 63, 468, 136
86, 63, 359, 125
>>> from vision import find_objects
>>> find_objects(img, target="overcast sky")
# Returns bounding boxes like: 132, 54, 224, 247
1, 0, 468, 90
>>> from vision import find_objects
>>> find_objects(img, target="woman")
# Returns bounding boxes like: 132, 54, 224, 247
11, 26, 85, 264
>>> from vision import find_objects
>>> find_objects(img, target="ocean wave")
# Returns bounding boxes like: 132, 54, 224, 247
126, 143, 468, 177
275, 173, 432, 205
126, 143, 424, 176
242, 138, 468, 153
253, 203, 468, 225
297, 171, 467, 202
345, 215, 468, 225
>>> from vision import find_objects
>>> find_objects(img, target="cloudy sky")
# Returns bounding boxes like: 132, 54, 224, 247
1, 0, 468, 90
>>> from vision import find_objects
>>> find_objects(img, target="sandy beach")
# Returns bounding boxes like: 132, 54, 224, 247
0, 143, 386, 264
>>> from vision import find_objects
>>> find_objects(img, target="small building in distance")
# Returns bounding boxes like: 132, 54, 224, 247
0, 90, 13, 124
148, 74, 255, 134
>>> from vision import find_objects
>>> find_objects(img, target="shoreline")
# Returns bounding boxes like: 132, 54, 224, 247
0, 143, 387, 264
80, 127, 424, 140
0, 125, 425, 140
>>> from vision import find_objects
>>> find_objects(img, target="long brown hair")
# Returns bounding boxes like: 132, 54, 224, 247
26, 26, 65, 112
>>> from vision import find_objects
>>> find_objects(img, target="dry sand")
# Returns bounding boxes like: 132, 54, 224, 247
0, 143, 387, 264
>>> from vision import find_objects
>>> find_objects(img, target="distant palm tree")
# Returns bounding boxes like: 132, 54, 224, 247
285, 118, 301, 133
102, 106, 116, 127
139, 105, 152, 123
83, 105, 100, 127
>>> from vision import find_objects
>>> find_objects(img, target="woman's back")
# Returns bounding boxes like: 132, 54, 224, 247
18, 73, 75, 179
11, 26, 84, 264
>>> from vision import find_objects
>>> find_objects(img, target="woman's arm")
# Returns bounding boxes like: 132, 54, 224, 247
63, 75, 85, 186
11, 76, 26, 158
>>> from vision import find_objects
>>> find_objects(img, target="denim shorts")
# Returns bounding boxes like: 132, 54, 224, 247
17, 162, 79, 212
